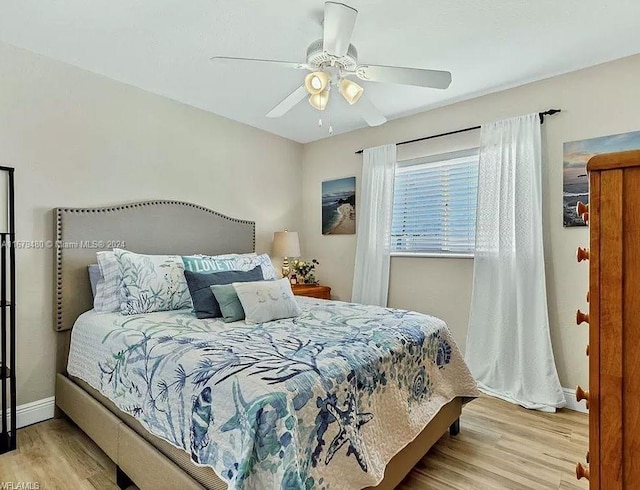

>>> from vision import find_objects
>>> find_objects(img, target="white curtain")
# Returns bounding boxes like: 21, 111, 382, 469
352, 144, 396, 306
465, 113, 565, 412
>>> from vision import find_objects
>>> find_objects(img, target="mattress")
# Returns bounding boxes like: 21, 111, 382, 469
68, 297, 478, 490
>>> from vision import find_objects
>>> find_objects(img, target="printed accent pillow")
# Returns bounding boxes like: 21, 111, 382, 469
233, 278, 301, 324
233, 253, 278, 280
183, 266, 264, 319
182, 255, 242, 274
94, 251, 122, 313
182, 253, 277, 280
115, 249, 192, 315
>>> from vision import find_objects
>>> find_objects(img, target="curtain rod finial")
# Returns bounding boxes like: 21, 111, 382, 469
540, 108, 561, 124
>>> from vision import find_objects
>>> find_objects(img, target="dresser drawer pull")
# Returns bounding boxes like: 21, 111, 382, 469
585, 451, 589, 464
577, 247, 590, 262
576, 462, 590, 481
585, 344, 589, 357
576, 385, 590, 409
586, 291, 590, 303
576, 309, 589, 325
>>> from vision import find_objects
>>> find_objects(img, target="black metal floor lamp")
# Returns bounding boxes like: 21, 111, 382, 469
0, 165, 16, 454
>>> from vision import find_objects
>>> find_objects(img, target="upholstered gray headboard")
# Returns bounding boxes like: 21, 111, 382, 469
54, 200, 255, 333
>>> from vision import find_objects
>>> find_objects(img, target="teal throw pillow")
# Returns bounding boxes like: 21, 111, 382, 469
210, 284, 246, 323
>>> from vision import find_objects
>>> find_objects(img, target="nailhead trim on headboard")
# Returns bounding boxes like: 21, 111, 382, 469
55, 206, 64, 329
54, 200, 256, 331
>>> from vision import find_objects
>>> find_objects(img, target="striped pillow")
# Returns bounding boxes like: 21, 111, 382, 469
93, 251, 121, 313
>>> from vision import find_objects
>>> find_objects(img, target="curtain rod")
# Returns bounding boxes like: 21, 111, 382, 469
354, 109, 562, 155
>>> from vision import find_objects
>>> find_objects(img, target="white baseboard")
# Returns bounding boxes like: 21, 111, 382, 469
5, 396, 55, 429
563, 387, 588, 413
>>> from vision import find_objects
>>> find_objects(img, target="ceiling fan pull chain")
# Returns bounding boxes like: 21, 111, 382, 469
318, 117, 323, 128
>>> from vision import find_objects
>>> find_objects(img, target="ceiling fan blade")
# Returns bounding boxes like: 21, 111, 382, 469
355, 64, 452, 89
211, 56, 308, 70
323, 2, 358, 57
358, 95, 387, 127
266, 85, 308, 118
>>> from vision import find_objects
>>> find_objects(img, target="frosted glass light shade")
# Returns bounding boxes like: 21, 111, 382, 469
339, 78, 364, 105
308, 91, 329, 111
304, 71, 330, 95
272, 231, 301, 258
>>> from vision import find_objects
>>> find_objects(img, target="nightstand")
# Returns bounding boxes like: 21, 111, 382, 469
291, 284, 331, 300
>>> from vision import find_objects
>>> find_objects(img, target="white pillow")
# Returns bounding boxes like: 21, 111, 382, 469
114, 249, 192, 315
93, 251, 121, 313
233, 278, 301, 324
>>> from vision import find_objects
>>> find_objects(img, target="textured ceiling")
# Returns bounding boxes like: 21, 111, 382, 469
1, 0, 640, 143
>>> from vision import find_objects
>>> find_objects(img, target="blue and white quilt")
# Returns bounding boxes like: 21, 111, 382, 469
68, 297, 478, 489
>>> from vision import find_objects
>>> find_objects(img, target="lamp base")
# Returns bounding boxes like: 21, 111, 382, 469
281, 257, 290, 278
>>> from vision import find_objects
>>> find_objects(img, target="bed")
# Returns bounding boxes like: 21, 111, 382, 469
53, 200, 478, 490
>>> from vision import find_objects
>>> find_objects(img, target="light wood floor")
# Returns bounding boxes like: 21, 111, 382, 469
0, 395, 588, 490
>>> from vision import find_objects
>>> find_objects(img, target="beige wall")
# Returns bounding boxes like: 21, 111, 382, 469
0, 42, 303, 405
302, 53, 640, 391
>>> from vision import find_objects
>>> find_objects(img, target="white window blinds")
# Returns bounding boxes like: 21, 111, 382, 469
391, 149, 479, 255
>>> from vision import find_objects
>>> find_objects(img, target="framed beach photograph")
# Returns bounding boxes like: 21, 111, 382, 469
322, 176, 356, 235
563, 130, 640, 227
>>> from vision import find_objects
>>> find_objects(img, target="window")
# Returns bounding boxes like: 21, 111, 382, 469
391, 149, 479, 256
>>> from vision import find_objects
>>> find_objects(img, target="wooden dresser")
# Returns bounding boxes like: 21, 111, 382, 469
575, 149, 640, 488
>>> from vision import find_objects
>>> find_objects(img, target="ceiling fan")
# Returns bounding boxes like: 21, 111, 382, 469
211, 2, 452, 130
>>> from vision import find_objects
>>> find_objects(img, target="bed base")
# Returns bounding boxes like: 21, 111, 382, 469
56, 373, 462, 490
116, 466, 133, 489
449, 418, 460, 436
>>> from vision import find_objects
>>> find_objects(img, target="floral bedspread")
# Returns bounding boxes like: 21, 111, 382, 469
68, 297, 478, 490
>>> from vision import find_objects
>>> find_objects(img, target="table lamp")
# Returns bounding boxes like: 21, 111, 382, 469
272, 231, 300, 278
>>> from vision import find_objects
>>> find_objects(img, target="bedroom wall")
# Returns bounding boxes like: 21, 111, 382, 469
301, 53, 640, 393
0, 42, 303, 406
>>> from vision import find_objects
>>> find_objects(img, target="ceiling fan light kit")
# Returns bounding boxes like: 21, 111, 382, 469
305, 71, 330, 95
309, 91, 329, 111
212, 1, 452, 133
338, 78, 363, 105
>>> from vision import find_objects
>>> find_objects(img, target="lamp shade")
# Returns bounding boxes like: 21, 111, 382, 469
308, 91, 329, 111
304, 71, 330, 95
272, 231, 301, 258
339, 78, 364, 105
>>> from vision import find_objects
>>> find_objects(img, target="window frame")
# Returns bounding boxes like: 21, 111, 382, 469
391, 148, 479, 259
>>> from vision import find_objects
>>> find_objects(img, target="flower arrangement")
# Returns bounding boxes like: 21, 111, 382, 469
291, 259, 319, 284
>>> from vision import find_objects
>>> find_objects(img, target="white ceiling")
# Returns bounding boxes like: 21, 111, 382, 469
1, 0, 640, 143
